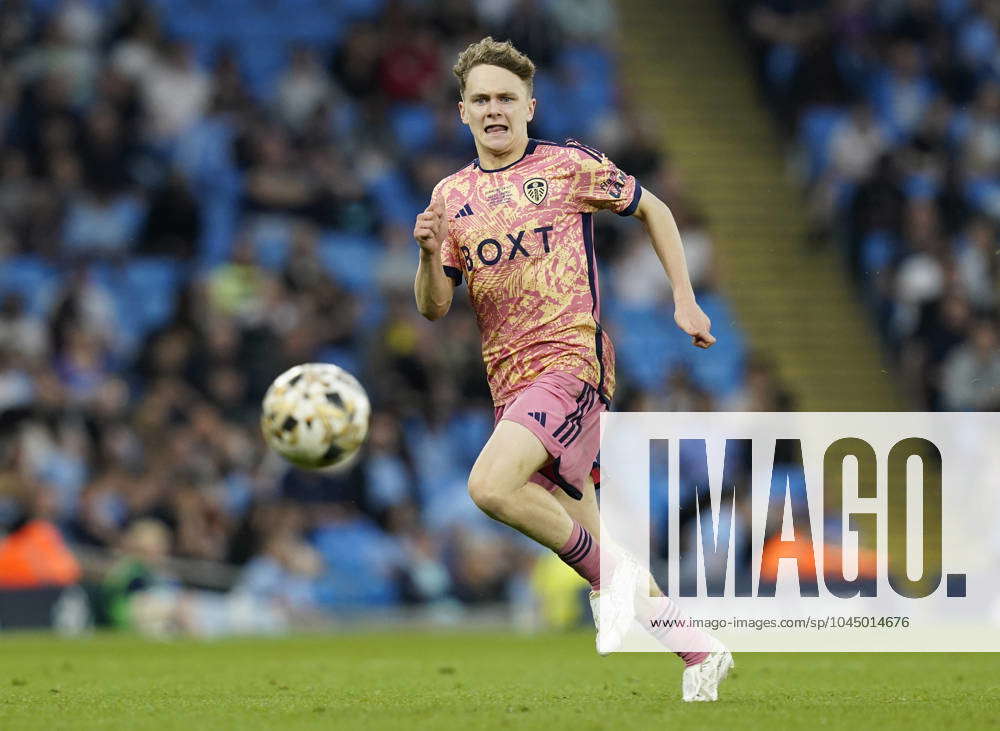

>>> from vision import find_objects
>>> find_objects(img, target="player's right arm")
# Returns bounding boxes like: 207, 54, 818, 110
413, 193, 454, 320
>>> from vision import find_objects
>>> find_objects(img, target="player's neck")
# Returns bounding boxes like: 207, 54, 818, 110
476, 136, 530, 171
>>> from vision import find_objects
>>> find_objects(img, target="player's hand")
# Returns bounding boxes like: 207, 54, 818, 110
674, 298, 716, 349
413, 194, 448, 255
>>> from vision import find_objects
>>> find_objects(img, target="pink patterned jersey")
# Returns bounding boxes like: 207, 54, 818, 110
433, 138, 641, 407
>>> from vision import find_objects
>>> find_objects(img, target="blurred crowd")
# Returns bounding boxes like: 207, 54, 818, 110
0, 0, 761, 628
733, 0, 1000, 410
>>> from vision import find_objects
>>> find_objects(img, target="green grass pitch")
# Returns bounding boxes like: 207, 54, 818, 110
1, 632, 997, 730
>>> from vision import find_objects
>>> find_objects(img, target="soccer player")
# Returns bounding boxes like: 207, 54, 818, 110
412, 37, 733, 701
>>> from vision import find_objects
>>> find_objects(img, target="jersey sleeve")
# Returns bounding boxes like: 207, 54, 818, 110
431, 180, 463, 286
566, 140, 642, 216
440, 233, 463, 286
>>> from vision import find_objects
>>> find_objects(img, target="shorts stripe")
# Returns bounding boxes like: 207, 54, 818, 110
561, 386, 597, 447
552, 384, 591, 442
554, 384, 595, 447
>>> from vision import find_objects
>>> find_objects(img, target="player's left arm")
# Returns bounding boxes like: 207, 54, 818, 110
632, 189, 716, 349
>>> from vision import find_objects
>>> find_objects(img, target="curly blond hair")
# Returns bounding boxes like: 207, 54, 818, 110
452, 36, 535, 98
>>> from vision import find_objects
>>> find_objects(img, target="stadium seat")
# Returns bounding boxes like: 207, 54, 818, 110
608, 304, 688, 391
248, 216, 293, 271
0, 257, 59, 317
122, 258, 183, 335
559, 46, 614, 128
684, 294, 746, 396
860, 230, 900, 275
237, 39, 287, 100
81, 259, 181, 355
765, 44, 799, 90
198, 194, 241, 270
313, 346, 360, 379
799, 106, 846, 182
389, 104, 437, 155
313, 516, 403, 608
367, 171, 419, 226
173, 118, 239, 192
325, 0, 385, 22
354, 292, 386, 332
531, 72, 574, 141
318, 231, 382, 292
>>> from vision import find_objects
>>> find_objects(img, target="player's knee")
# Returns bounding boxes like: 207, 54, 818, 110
467, 469, 506, 518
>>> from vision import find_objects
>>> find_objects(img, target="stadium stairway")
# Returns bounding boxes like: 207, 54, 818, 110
617, 0, 904, 411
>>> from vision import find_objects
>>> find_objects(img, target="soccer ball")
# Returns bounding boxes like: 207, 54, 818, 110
260, 363, 371, 469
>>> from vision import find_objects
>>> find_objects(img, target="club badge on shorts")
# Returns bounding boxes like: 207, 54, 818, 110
523, 178, 548, 205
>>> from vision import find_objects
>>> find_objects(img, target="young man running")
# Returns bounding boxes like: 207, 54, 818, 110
413, 37, 732, 702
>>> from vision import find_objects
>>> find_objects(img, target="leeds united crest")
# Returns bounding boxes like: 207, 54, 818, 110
523, 177, 548, 205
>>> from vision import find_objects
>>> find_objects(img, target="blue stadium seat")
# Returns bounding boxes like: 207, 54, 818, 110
80, 260, 180, 354
0, 257, 59, 317
237, 38, 287, 100
608, 304, 688, 391
122, 258, 182, 335
173, 118, 239, 191
313, 516, 403, 608
323, 0, 384, 22
313, 346, 360, 378
248, 216, 293, 271
28, 0, 62, 14
198, 193, 241, 270
861, 230, 900, 274
318, 231, 381, 291
162, 4, 213, 45
283, 1, 343, 46
355, 292, 386, 331
766, 44, 800, 90
684, 293, 746, 396
559, 46, 614, 127
531, 72, 574, 141
607, 295, 746, 397
799, 106, 846, 182
389, 103, 436, 154
367, 171, 419, 225
903, 172, 939, 201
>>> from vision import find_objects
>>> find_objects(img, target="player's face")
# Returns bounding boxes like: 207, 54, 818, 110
459, 65, 536, 159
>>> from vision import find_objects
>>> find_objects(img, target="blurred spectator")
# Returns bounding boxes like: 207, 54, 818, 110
140, 41, 210, 142
234, 533, 323, 615
101, 518, 175, 628
723, 355, 795, 411
940, 319, 1000, 410
956, 216, 998, 310
276, 46, 333, 131
0, 294, 48, 361
0, 484, 81, 588
139, 170, 200, 257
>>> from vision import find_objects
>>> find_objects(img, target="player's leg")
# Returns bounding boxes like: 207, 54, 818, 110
548, 472, 636, 654
551, 471, 600, 538
556, 473, 733, 697
466, 415, 606, 593
466, 419, 574, 550
553, 476, 662, 595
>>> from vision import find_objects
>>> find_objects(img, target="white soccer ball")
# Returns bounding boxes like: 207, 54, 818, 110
260, 363, 371, 469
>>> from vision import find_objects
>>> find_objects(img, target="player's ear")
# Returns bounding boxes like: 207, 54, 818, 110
526, 97, 536, 123
458, 99, 469, 125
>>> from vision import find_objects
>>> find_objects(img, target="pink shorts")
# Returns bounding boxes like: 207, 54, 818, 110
493, 371, 605, 500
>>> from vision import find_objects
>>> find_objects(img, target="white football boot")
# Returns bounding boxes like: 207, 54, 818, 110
681, 638, 734, 702
589, 553, 642, 655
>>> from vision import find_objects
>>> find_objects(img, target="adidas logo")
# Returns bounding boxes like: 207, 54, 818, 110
527, 411, 547, 427
454, 203, 475, 218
